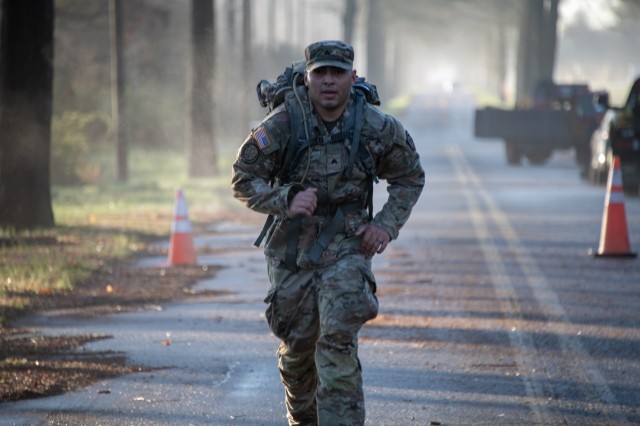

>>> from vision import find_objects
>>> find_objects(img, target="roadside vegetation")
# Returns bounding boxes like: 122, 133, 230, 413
0, 147, 236, 326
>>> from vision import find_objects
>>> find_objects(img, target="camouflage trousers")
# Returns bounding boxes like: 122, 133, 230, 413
265, 253, 379, 426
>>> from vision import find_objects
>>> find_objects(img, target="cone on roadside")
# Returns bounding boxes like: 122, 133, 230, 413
167, 189, 198, 265
592, 155, 637, 258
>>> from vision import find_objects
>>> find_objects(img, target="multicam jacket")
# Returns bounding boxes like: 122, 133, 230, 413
231, 88, 425, 269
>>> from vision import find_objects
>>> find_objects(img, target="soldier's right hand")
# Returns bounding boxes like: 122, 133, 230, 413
288, 187, 318, 217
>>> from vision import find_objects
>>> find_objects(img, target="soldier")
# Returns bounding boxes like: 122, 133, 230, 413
231, 40, 425, 425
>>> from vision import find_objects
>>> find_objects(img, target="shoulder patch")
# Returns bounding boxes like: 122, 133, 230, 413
252, 126, 272, 150
240, 143, 260, 164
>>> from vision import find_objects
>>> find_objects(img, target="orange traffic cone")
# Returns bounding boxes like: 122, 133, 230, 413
167, 189, 198, 265
592, 155, 636, 258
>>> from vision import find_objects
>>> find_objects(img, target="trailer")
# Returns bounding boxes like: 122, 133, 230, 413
474, 82, 608, 167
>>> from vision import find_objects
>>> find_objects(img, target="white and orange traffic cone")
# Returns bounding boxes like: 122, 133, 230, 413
592, 155, 636, 258
167, 189, 198, 265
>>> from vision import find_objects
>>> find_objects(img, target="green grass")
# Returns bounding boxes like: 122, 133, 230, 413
1, 144, 241, 325
1, 229, 133, 293
384, 93, 415, 117
53, 144, 240, 228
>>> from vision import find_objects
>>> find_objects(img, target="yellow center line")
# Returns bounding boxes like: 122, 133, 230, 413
446, 144, 627, 424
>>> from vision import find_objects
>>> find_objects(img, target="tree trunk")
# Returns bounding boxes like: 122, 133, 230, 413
343, 0, 357, 45
488, 4, 508, 103
497, 15, 508, 102
515, 0, 558, 105
0, 0, 55, 229
267, 0, 275, 44
366, 0, 386, 102
222, 0, 240, 139
516, 0, 538, 105
109, 0, 128, 182
241, 0, 251, 131
540, 0, 558, 80
188, 0, 216, 177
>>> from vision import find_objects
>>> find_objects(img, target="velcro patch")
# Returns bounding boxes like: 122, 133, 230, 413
252, 126, 272, 150
240, 143, 260, 164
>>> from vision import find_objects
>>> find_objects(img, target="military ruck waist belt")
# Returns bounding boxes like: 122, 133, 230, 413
313, 200, 364, 216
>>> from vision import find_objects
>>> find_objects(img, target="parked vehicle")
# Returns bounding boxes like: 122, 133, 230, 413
474, 81, 608, 167
587, 77, 640, 195
588, 109, 616, 185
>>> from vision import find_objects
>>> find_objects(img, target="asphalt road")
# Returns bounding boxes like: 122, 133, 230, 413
2, 88, 640, 425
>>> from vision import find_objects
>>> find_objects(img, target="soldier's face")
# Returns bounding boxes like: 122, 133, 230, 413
305, 66, 356, 120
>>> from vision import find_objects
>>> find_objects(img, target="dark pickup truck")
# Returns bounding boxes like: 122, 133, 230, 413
474, 81, 608, 167
587, 77, 640, 195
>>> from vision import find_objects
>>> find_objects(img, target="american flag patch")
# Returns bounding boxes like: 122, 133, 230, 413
253, 127, 271, 150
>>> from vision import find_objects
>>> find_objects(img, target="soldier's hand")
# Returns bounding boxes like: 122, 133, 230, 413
288, 188, 318, 217
355, 224, 390, 256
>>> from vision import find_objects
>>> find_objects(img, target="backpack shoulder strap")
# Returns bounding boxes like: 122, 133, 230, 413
345, 92, 378, 220
253, 214, 274, 247
345, 91, 366, 178
254, 91, 309, 249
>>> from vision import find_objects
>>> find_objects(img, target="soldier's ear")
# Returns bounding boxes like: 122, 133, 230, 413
304, 71, 309, 86
351, 70, 357, 83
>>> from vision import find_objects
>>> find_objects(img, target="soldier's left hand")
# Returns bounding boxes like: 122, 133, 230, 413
355, 224, 390, 256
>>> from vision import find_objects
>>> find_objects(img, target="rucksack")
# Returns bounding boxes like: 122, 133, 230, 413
256, 60, 381, 113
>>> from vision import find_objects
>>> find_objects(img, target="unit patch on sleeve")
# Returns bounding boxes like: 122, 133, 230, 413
252, 126, 272, 150
240, 142, 260, 164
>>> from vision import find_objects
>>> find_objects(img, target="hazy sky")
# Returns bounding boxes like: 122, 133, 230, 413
560, 0, 619, 29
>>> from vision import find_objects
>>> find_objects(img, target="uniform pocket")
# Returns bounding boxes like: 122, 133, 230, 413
264, 286, 295, 340
263, 286, 279, 337
358, 265, 379, 322
263, 271, 318, 345
359, 264, 378, 295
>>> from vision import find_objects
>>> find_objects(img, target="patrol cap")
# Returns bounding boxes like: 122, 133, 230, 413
305, 40, 354, 72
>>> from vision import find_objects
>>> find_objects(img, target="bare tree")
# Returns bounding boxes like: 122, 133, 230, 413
109, 0, 128, 182
267, 0, 275, 44
0, 1, 55, 229
540, 0, 559, 79
188, 0, 216, 177
516, 0, 559, 104
343, 0, 357, 45
366, 0, 386, 101
241, 0, 252, 132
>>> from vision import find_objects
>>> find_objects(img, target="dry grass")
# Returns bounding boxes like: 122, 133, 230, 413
0, 223, 224, 402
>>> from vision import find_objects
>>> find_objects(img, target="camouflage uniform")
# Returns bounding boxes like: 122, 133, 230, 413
231, 41, 424, 426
